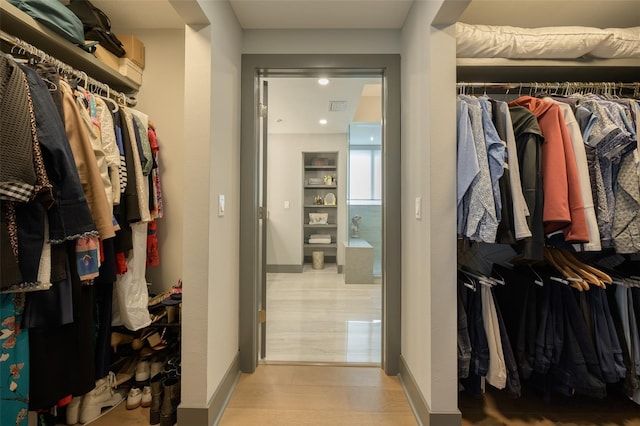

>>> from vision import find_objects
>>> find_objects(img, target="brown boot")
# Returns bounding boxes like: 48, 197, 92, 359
149, 374, 164, 425
159, 376, 180, 426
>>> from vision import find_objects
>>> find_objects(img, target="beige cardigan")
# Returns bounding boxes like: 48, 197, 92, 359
60, 80, 115, 240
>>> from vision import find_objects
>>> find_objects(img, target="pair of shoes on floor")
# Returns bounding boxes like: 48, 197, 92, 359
126, 386, 152, 410
67, 372, 125, 424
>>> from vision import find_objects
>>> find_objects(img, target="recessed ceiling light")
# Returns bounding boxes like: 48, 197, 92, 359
370, 136, 374, 141
318, 78, 329, 86
319, 119, 328, 125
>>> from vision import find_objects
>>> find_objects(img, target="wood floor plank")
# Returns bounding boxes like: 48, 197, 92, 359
290, 365, 400, 389
226, 383, 351, 411
346, 387, 414, 412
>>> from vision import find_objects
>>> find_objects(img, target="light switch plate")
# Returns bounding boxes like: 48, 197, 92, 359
415, 197, 422, 220
218, 194, 225, 217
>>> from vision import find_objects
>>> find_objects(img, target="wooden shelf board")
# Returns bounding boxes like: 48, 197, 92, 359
457, 57, 640, 82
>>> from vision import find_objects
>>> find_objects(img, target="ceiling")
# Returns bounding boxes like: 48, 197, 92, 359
266, 77, 381, 134
92, 0, 414, 32
95, 0, 640, 33
458, 0, 640, 28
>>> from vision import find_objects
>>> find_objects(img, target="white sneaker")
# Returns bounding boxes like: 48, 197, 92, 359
66, 396, 82, 425
135, 360, 150, 382
126, 387, 142, 410
79, 372, 123, 424
141, 386, 152, 408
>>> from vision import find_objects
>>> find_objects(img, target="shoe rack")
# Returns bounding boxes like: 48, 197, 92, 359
64, 282, 182, 425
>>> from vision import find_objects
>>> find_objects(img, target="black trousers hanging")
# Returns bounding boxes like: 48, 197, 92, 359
29, 242, 95, 409
94, 238, 116, 379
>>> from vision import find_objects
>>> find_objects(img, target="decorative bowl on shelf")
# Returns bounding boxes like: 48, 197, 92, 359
308, 213, 329, 224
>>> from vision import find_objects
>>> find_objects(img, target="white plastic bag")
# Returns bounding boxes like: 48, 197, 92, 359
112, 222, 151, 330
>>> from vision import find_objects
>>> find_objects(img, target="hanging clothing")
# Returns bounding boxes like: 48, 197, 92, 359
121, 108, 151, 223
95, 97, 121, 206
0, 56, 37, 204
490, 98, 531, 242
509, 96, 590, 243
60, 80, 115, 240
459, 96, 499, 243
509, 106, 545, 261
456, 99, 480, 237
0, 293, 29, 426
545, 98, 601, 251
19, 64, 96, 245
481, 283, 507, 389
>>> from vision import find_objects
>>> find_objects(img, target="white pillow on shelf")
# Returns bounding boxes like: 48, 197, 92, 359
589, 27, 640, 58
456, 22, 609, 59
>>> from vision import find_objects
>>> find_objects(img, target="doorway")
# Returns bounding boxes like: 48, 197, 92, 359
263, 75, 383, 364
239, 54, 401, 375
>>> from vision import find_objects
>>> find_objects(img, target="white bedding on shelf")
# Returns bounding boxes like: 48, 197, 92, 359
456, 23, 640, 59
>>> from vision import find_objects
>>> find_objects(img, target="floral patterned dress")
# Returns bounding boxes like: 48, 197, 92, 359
1, 293, 29, 426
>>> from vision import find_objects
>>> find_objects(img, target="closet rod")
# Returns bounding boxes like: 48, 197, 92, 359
0, 29, 136, 106
456, 81, 639, 89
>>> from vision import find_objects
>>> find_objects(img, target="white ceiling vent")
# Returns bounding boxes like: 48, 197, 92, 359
329, 101, 348, 112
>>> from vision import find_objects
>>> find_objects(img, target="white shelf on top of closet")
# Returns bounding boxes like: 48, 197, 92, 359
457, 57, 640, 82
0, 0, 139, 94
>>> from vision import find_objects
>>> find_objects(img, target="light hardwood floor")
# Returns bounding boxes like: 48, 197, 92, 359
218, 364, 418, 425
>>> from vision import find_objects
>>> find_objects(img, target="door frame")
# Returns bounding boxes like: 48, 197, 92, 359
239, 54, 401, 375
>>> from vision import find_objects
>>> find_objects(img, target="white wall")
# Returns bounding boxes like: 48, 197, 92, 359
205, 0, 243, 400
267, 133, 347, 266
180, 0, 243, 409
181, 23, 212, 408
133, 29, 185, 294
243, 29, 401, 53
401, 0, 459, 416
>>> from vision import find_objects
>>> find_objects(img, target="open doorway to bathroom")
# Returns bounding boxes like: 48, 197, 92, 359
239, 54, 401, 375
262, 76, 383, 364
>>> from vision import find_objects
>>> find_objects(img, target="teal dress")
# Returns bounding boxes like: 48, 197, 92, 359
1, 293, 29, 426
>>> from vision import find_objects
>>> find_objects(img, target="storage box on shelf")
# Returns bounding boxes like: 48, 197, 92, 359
119, 58, 143, 85
118, 34, 145, 69
93, 45, 119, 71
